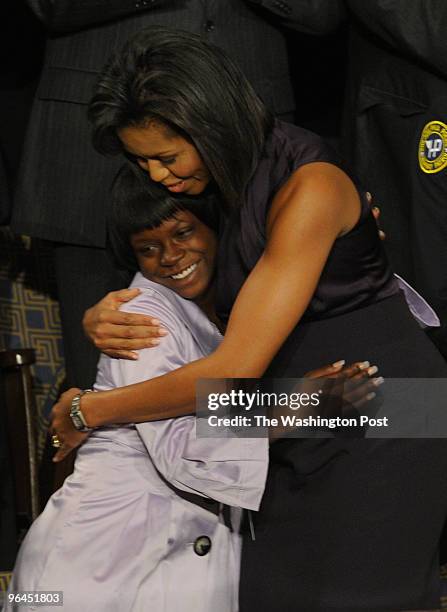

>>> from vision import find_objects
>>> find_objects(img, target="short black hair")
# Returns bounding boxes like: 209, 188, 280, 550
89, 26, 273, 212
108, 163, 219, 272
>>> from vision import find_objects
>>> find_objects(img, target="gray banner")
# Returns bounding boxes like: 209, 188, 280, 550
196, 378, 447, 438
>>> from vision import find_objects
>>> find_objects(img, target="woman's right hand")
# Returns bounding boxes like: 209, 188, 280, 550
83, 288, 167, 359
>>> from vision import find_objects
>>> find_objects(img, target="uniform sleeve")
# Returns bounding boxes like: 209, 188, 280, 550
111, 289, 269, 511
347, 0, 447, 77
25, 0, 166, 33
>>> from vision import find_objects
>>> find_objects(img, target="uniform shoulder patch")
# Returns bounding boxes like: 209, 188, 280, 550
418, 120, 447, 174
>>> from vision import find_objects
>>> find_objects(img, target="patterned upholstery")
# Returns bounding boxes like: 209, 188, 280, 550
0, 228, 64, 457
0, 572, 12, 605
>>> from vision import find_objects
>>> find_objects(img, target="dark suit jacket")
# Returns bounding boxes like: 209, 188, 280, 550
0, 150, 10, 225
12, 0, 296, 247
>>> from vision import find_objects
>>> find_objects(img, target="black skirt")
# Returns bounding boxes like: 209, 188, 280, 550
240, 293, 447, 611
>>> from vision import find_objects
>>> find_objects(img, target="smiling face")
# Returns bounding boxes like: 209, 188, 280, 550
118, 122, 211, 196
130, 209, 217, 304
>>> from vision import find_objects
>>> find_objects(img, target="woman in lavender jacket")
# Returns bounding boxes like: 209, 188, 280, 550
6, 168, 270, 612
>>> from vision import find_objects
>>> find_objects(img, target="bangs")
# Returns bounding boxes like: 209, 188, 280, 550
107, 164, 185, 271
107, 164, 219, 272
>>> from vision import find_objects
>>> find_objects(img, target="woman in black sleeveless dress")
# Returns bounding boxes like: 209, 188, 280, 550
52, 28, 447, 610
218, 118, 447, 610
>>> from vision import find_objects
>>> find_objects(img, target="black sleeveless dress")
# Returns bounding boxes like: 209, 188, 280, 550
215, 121, 447, 611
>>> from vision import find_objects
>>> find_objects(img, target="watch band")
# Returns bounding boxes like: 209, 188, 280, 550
70, 389, 93, 432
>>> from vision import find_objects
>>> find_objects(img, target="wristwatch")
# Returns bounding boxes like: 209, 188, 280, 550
70, 389, 93, 432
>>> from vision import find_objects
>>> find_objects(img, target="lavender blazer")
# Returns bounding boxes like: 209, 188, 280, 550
7, 273, 268, 612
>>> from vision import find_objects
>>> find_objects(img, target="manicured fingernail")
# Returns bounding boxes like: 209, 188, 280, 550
373, 376, 385, 386
150, 339, 160, 346
332, 360, 345, 368
151, 318, 160, 326
158, 328, 168, 336
366, 392, 376, 401
367, 365, 378, 376
358, 361, 370, 370
130, 354, 139, 360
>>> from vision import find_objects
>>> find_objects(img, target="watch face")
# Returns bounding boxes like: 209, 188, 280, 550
70, 404, 85, 431
70, 392, 92, 431
71, 412, 83, 430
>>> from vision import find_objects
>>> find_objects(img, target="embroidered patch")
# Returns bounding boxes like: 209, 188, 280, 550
418, 120, 447, 174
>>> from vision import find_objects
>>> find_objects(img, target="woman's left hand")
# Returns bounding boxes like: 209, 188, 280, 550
50, 388, 90, 462
304, 359, 382, 413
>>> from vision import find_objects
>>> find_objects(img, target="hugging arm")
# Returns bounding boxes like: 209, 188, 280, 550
83, 287, 167, 361
52, 162, 364, 458
93, 291, 270, 510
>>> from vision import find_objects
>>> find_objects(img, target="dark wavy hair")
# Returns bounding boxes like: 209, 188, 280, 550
89, 26, 273, 212
108, 163, 219, 272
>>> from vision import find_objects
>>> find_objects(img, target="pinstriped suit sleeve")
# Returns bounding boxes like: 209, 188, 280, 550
26, 0, 166, 33
109, 289, 269, 512
246, 0, 346, 34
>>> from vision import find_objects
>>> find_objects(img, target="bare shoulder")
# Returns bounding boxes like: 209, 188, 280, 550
267, 162, 361, 238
